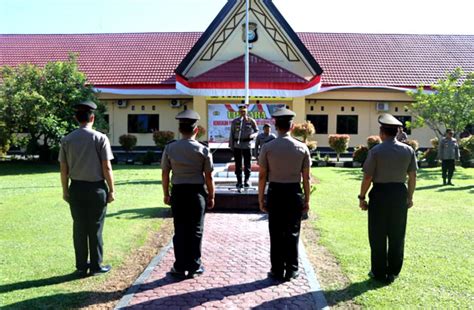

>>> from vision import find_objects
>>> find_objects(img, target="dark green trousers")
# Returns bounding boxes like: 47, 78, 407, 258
171, 184, 206, 272
368, 183, 408, 279
267, 182, 304, 275
69, 180, 108, 271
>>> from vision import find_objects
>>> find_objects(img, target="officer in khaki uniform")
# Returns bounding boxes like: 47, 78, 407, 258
358, 113, 417, 283
59, 101, 115, 276
254, 124, 276, 159
438, 129, 460, 185
258, 108, 312, 281
161, 110, 215, 279
229, 105, 259, 188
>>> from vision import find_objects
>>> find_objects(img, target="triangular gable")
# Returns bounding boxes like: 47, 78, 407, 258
176, 0, 323, 84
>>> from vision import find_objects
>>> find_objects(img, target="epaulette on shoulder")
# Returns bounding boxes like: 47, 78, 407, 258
166, 140, 177, 145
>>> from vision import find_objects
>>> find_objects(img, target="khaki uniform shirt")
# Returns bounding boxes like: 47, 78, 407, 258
229, 117, 258, 150
161, 138, 214, 185
363, 138, 418, 183
255, 132, 276, 157
58, 127, 114, 182
259, 132, 312, 183
438, 137, 460, 160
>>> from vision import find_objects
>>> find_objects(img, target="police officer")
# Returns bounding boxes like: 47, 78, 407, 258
396, 126, 408, 143
254, 124, 276, 159
229, 105, 259, 188
258, 108, 312, 281
358, 113, 417, 283
161, 109, 215, 279
438, 129, 460, 186
59, 100, 115, 277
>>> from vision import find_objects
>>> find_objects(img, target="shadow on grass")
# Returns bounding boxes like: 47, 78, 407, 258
437, 185, 474, 192
417, 169, 471, 181
324, 279, 388, 307
0, 273, 84, 294
0, 162, 59, 176
416, 184, 445, 191
115, 179, 162, 186
107, 207, 171, 219
1, 291, 119, 310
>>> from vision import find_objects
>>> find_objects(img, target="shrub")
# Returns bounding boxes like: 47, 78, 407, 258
367, 135, 381, 149
460, 135, 474, 154
423, 148, 438, 167
153, 130, 175, 149
119, 134, 137, 152
141, 150, 156, 165
430, 137, 439, 149
404, 139, 419, 151
460, 148, 472, 168
196, 125, 206, 140
328, 134, 350, 162
306, 140, 317, 151
292, 121, 316, 142
353, 145, 369, 164
0, 136, 10, 157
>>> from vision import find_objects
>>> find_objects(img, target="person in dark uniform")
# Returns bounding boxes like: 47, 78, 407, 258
59, 100, 115, 277
254, 123, 276, 159
358, 113, 417, 283
258, 108, 312, 281
438, 129, 460, 186
161, 109, 215, 279
229, 105, 259, 188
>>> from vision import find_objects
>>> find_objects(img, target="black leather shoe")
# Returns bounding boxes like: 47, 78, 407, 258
284, 270, 299, 281
448, 182, 454, 186
244, 182, 250, 188
386, 274, 398, 283
368, 271, 387, 282
236, 183, 243, 189
187, 266, 205, 279
267, 271, 284, 281
74, 269, 89, 277
90, 265, 111, 276
169, 267, 186, 279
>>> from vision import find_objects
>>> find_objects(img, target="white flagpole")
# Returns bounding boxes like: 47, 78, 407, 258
245, 0, 250, 106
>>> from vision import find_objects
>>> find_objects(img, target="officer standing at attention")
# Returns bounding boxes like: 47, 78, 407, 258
254, 123, 276, 159
358, 113, 417, 283
229, 105, 259, 188
59, 100, 115, 277
438, 129, 460, 186
258, 108, 311, 281
161, 109, 215, 279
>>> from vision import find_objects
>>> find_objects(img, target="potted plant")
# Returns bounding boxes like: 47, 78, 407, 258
328, 134, 350, 162
153, 130, 175, 150
119, 134, 137, 163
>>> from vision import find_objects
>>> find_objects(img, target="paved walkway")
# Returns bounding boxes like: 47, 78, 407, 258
116, 213, 328, 309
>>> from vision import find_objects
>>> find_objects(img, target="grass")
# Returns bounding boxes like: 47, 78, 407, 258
0, 162, 167, 309
310, 166, 474, 308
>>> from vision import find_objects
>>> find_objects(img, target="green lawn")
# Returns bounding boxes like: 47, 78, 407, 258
0, 163, 167, 309
311, 167, 474, 308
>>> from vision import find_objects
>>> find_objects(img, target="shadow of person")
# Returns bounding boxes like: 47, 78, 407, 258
122, 277, 280, 309
1, 291, 119, 309
0, 272, 84, 294
253, 292, 323, 309
323, 278, 388, 307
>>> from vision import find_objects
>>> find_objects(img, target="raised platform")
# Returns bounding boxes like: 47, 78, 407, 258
213, 163, 261, 211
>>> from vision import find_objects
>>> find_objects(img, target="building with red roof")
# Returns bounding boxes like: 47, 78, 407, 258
1, 0, 473, 149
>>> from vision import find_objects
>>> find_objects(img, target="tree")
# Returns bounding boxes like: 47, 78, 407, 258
407, 68, 474, 138
0, 54, 106, 161
328, 134, 350, 162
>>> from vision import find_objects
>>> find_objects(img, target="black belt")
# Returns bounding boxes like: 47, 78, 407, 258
71, 179, 105, 186
234, 138, 251, 142
269, 182, 301, 191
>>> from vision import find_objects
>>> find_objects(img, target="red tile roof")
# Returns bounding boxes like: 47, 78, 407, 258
189, 53, 308, 83
1, 32, 473, 88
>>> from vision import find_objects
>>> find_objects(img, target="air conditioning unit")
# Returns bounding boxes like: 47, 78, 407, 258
376, 102, 390, 112
116, 99, 128, 108
170, 99, 181, 108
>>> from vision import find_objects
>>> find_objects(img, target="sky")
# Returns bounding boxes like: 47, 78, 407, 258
0, 0, 473, 35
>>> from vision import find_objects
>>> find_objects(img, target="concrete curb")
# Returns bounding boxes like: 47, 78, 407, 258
299, 239, 330, 309
114, 240, 173, 309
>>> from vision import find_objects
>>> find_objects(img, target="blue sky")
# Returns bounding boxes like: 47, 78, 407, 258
1, 0, 473, 34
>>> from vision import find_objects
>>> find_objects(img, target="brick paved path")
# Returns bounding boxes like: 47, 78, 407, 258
116, 213, 328, 309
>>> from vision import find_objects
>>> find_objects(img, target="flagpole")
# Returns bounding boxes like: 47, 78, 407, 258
245, 0, 250, 106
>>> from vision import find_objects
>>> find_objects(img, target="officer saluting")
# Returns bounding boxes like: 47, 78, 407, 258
161, 109, 215, 279
229, 105, 259, 188
59, 100, 115, 276
258, 108, 312, 281
358, 113, 417, 283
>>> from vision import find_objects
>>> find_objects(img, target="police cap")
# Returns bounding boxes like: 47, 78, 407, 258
271, 108, 296, 120
239, 105, 248, 111
74, 100, 97, 111
175, 109, 200, 125
378, 113, 403, 128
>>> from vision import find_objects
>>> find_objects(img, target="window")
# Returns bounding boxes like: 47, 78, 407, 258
394, 115, 412, 134
128, 114, 159, 133
307, 115, 328, 134
337, 115, 358, 134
